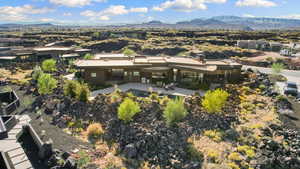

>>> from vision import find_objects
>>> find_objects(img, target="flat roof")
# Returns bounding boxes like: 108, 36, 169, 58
0, 56, 17, 60
61, 53, 79, 58
94, 53, 128, 59
33, 47, 72, 52
75, 55, 241, 69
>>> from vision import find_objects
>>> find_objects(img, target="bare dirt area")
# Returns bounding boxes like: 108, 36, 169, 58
246, 52, 286, 62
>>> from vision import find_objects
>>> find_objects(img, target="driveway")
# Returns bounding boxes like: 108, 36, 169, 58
243, 65, 300, 98
243, 65, 300, 84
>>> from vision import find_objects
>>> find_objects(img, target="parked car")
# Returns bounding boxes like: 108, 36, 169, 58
284, 82, 299, 97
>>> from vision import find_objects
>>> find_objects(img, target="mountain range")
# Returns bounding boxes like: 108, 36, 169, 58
1, 16, 300, 30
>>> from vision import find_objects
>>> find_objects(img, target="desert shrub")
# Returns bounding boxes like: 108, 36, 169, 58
37, 73, 57, 95
271, 62, 284, 74
149, 92, 159, 102
76, 83, 90, 102
203, 130, 223, 142
258, 84, 266, 90
118, 98, 141, 123
228, 152, 242, 161
207, 149, 220, 163
41, 59, 57, 72
186, 144, 204, 161
123, 48, 136, 56
159, 96, 170, 106
202, 89, 230, 113
227, 162, 240, 169
87, 123, 104, 138
237, 145, 256, 158
83, 53, 94, 59
32, 65, 43, 80
63, 80, 79, 98
163, 97, 188, 126
77, 151, 91, 168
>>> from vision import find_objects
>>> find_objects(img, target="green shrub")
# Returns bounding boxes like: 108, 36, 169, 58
63, 80, 79, 98
163, 97, 188, 126
122, 48, 136, 56
83, 53, 94, 59
32, 65, 43, 80
271, 63, 285, 74
37, 73, 57, 95
76, 83, 90, 102
118, 98, 141, 123
77, 151, 91, 168
41, 59, 57, 72
203, 130, 223, 142
202, 89, 229, 113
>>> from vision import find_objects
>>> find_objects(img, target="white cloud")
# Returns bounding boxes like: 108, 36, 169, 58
63, 12, 72, 16
153, 0, 226, 12
0, 5, 53, 22
243, 14, 255, 17
49, 0, 106, 7
236, 0, 277, 7
80, 5, 148, 21
99, 16, 110, 20
129, 7, 148, 13
39, 18, 55, 22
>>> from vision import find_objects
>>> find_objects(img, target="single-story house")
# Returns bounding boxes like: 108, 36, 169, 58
74, 54, 242, 85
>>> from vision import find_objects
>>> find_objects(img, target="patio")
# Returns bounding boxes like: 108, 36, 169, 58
90, 82, 206, 99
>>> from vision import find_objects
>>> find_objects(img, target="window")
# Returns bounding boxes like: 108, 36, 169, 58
133, 72, 140, 76
91, 73, 97, 77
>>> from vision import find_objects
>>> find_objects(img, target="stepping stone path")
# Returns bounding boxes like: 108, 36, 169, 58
0, 115, 34, 169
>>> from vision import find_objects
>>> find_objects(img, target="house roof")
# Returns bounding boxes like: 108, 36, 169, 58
75, 55, 241, 70
33, 47, 73, 52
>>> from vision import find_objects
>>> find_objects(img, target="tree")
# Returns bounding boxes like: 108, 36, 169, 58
202, 89, 229, 113
37, 73, 57, 95
75, 82, 90, 102
118, 98, 141, 123
272, 63, 285, 74
41, 59, 57, 72
83, 53, 94, 59
63, 80, 79, 98
123, 48, 136, 56
32, 65, 43, 80
163, 97, 188, 126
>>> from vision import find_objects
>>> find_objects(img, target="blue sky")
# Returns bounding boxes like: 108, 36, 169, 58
0, 0, 299, 25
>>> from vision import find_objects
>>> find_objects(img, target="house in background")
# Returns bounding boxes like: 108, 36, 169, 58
75, 54, 242, 86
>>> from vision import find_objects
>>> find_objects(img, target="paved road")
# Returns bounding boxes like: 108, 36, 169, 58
243, 66, 300, 84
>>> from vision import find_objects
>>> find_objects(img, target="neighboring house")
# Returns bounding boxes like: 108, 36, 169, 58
269, 42, 283, 52
237, 40, 269, 50
75, 54, 242, 85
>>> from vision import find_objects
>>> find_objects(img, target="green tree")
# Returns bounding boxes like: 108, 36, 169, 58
272, 63, 285, 74
37, 73, 57, 95
63, 80, 79, 98
32, 65, 43, 80
76, 82, 90, 102
118, 98, 141, 123
41, 59, 57, 72
202, 89, 229, 113
122, 48, 136, 56
163, 97, 188, 126
83, 53, 94, 59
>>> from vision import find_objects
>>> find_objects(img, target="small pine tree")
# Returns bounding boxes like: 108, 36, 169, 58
63, 80, 79, 98
76, 83, 90, 102
42, 59, 57, 72
272, 62, 285, 74
118, 98, 141, 123
163, 97, 188, 126
32, 65, 43, 80
202, 89, 229, 113
37, 73, 57, 95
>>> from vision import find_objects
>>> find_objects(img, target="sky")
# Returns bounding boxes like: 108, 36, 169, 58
0, 0, 300, 25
